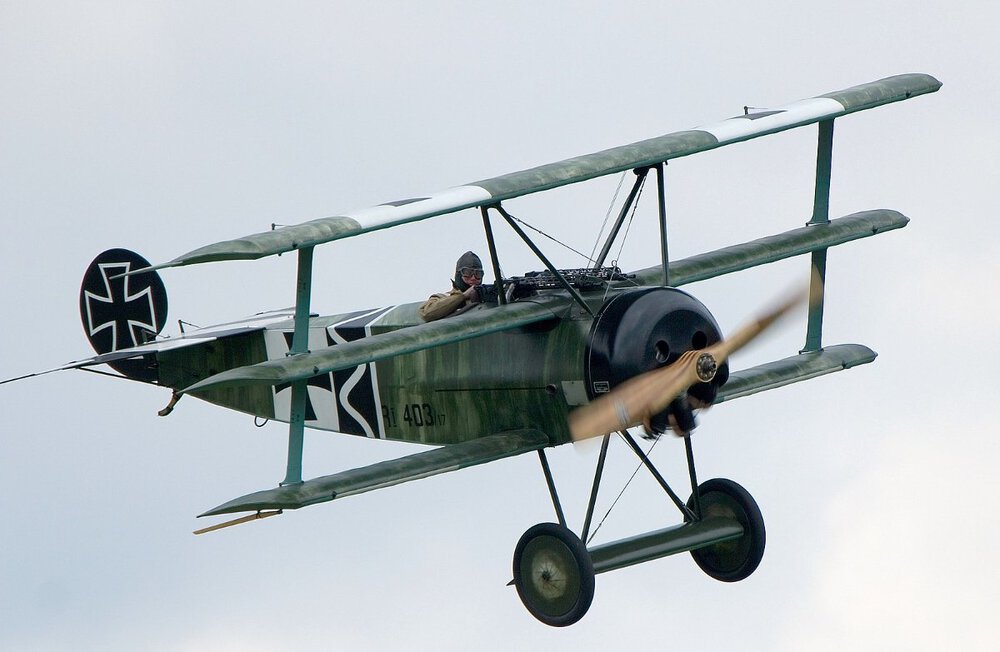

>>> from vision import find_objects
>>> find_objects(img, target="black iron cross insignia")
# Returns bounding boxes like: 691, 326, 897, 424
83, 262, 160, 351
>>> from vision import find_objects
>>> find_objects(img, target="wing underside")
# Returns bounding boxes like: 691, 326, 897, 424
200, 428, 550, 516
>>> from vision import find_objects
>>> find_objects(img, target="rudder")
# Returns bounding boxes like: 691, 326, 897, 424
79, 249, 168, 382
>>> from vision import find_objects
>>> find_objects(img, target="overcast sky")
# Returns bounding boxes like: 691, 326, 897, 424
2, 2, 997, 650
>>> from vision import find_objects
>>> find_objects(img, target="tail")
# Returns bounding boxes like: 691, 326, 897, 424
79, 249, 168, 383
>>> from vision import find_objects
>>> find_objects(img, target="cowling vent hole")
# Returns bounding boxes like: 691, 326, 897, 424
691, 330, 708, 350
654, 340, 671, 364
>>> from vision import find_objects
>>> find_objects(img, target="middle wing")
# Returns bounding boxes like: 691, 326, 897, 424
181, 294, 570, 395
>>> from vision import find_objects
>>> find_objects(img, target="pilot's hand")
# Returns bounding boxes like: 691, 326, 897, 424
463, 286, 480, 303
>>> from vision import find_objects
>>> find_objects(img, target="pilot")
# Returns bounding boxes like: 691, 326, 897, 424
419, 251, 492, 321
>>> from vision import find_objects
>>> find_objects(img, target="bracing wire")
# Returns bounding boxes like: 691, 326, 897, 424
585, 430, 660, 545
588, 171, 629, 264
601, 173, 647, 303
614, 173, 646, 263
504, 168, 637, 268
505, 212, 596, 264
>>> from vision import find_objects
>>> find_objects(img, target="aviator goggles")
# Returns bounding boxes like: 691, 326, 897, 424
460, 267, 484, 279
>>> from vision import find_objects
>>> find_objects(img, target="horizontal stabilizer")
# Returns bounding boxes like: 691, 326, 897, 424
199, 429, 550, 516
155, 74, 939, 269
631, 210, 908, 286
1, 308, 296, 386
2, 329, 252, 384
716, 343, 877, 403
182, 295, 569, 394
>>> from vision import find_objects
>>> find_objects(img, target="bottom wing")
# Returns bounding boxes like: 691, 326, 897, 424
199, 429, 550, 517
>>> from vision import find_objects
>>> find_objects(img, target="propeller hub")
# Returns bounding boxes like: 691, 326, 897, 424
581, 287, 730, 438
695, 352, 718, 382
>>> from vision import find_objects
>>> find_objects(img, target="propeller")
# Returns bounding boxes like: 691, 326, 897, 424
569, 282, 813, 442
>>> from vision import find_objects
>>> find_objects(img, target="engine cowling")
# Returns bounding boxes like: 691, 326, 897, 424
584, 287, 729, 433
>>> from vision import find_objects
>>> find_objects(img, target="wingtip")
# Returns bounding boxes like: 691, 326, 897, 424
109, 262, 173, 280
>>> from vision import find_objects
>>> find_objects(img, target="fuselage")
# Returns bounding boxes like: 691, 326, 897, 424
156, 291, 590, 446
153, 283, 726, 447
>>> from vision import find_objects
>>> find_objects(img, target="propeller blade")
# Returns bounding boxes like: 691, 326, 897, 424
569, 283, 812, 442
706, 285, 809, 362
569, 350, 700, 441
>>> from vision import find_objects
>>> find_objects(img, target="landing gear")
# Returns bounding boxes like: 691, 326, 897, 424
687, 478, 766, 582
512, 522, 595, 627
513, 445, 766, 625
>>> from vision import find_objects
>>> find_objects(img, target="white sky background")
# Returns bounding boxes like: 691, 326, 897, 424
1, 2, 997, 650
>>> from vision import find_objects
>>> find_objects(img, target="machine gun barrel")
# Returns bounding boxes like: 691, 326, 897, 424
509, 266, 634, 291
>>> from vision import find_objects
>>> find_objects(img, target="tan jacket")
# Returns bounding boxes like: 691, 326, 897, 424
419, 287, 474, 322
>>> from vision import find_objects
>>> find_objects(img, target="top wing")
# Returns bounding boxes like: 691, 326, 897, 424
152, 74, 939, 270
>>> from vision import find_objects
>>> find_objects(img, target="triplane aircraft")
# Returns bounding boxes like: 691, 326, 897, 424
5, 73, 940, 626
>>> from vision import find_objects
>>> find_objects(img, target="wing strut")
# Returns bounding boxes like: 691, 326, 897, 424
479, 206, 506, 305
591, 162, 669, 285
803, 119, 835, 352
491, 204, 595, 316
654, 162, 670, 287
593, 168, 648, 269
282, 246, 314, 486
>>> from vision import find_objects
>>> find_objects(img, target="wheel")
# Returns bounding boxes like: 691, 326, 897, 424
512, 522, 595, 627
687, 478, 765, 582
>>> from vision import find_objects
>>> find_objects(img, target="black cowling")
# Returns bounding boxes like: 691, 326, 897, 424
584, 287, 729, 434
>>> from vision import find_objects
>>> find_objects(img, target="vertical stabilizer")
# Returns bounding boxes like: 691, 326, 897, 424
79, 249, 168, 382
